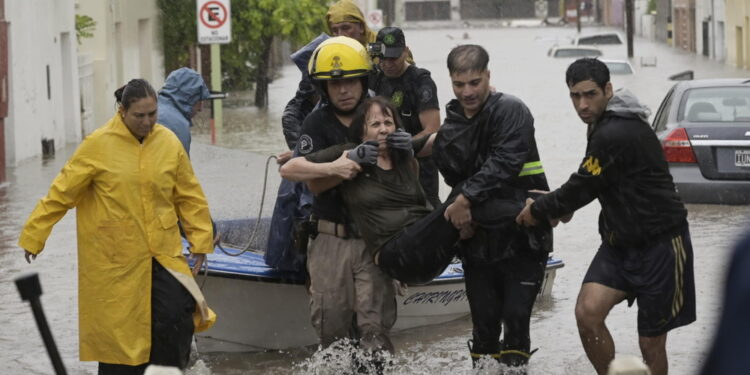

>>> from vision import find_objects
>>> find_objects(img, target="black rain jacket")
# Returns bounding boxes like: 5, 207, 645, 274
531, 89, 687, 248
433, 92, 551, 262
434, 92, 550, 204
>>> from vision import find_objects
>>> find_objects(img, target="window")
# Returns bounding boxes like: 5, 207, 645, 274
577, 34, 622, 45
553, 48, 602, 58
605, 62, 633, 74
679, 87, 750, 122
653, 87, 674, 132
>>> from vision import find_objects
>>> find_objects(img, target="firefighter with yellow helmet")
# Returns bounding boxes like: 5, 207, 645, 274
281, 36, 396, 362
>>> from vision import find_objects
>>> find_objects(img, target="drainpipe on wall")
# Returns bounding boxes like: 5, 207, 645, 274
710, 0, 715, 59
0, 0, 7, 184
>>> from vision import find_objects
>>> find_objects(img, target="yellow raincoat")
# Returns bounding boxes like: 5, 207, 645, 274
325, 0, 377, 45
19, 114, 216, 365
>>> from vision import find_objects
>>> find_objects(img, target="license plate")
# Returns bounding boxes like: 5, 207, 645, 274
736, 149, 750, 167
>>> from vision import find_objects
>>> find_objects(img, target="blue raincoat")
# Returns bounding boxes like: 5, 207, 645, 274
157, 68, 211, 155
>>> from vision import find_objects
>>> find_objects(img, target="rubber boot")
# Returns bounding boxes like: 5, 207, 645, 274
467, 339, 502, 368
499, 348, 538, 375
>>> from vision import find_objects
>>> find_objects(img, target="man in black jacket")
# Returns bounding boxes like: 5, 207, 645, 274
516, 58, 695, 375
433, 45, 552, 372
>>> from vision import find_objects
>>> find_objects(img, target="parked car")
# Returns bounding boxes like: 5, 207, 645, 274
547, 45, 602, 58
601, 59, 634, 75
573, 32, 623, 45
651, 78, 750, 204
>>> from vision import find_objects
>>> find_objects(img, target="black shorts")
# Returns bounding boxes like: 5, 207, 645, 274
583, 224, 696, 337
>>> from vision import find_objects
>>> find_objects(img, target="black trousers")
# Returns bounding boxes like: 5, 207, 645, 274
377, 202, 459, 285
376, 195, 529, 285
98, 260, 196, 375
464, 255, 544, 355
417, 156, 441, 208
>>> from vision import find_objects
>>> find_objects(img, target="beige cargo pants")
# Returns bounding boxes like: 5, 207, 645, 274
307, 232, 397, 352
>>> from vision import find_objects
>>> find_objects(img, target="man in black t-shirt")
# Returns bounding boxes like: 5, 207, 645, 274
369, 27, 442, 207
280, 37, 396, 358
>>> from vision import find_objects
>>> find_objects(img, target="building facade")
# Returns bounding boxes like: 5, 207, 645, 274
696, 0, 726, 60
76, 0, 164, 134
725, 0, 749, 69
2, 0, 80, 171
673, 0, 696, 52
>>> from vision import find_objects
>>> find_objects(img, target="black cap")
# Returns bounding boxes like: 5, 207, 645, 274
376, 27, 406, 58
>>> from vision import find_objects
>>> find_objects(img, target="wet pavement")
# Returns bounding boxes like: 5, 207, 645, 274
2, 25, 750, 374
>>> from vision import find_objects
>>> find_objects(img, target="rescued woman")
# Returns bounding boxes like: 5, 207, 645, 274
304, 96, 526, 286
18, 78, 216, 374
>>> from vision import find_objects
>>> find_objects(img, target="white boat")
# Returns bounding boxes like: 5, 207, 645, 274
191, 219, 564, 352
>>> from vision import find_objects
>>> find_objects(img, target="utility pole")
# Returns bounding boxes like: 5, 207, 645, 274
625, 0, 634, 58
576, 0, 582, 33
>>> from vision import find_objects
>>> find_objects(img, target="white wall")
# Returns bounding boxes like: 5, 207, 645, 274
77, 0, 164, 132
4, 0, 80, 166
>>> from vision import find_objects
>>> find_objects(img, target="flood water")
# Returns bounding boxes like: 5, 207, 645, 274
2, 25, 749, 374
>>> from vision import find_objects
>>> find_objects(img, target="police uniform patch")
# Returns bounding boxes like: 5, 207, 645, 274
391, 91, 404, 108
420, 86, 433, 103
299, 135, 314, 154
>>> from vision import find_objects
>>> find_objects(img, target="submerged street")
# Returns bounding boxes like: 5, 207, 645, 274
2, 25, 749, 374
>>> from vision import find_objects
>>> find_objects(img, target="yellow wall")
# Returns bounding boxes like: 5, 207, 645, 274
725, 0, 750, 69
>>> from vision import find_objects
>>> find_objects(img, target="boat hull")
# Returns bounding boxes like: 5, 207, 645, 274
195, 254, 564, 352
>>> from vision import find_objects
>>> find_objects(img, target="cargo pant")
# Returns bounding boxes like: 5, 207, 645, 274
307, 233, 397, 353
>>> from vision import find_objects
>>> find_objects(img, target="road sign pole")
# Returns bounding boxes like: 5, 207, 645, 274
211, 43, 222, 144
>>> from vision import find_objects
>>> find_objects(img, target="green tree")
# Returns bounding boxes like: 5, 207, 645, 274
158, 0, 328, 105
156, 0, 197, 76
233, 0, 328, 107
75, 14, 96, 44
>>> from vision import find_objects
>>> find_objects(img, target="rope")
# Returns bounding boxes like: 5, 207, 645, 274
220, 154, 277, 256
197, 154, 278, 287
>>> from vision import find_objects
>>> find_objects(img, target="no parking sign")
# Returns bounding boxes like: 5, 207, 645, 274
197, 0, 232, 44
367, 9, 383, 29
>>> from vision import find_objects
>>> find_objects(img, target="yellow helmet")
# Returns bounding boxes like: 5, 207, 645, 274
308, 36, 371, 80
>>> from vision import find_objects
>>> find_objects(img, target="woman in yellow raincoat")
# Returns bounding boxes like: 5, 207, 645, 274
19, 79, 216, 374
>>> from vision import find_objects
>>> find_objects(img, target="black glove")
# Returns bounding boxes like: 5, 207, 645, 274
347, 141, 378, 165
386, 129, 413, 152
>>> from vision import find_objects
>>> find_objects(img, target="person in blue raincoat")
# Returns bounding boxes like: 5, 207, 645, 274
157, 67, 211, 155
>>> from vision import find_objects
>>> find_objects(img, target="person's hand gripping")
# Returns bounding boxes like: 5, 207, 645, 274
347, 140, 379, 166
386, 129, 413, 153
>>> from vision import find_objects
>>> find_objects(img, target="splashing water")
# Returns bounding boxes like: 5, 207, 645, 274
293, 339, 395, 375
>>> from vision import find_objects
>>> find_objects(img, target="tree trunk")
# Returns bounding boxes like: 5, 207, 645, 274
254, 36, 273, 108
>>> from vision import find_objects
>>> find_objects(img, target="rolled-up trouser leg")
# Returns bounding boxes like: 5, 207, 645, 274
464, 262, 504, 367
377, 203, 459, 284
149, 260, 196, 369
500, 255, 544, 367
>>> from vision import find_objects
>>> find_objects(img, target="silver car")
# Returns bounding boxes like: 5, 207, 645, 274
547, 45, 602, 58
651, 78, 750, 204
